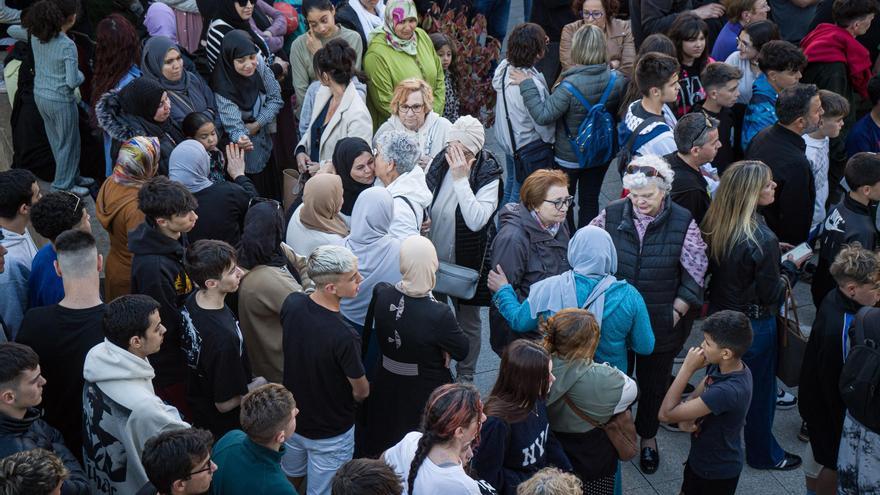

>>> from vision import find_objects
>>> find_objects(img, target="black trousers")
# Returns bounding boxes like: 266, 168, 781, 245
630, 347, 679, 439
563, 164, 609, 232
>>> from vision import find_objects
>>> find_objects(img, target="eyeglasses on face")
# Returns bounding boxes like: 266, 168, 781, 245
543, 196, 575, 210
582, 10, 604, 19
400, 103, 425, 114
188, 458, 213, 478
248, 196, 281, 210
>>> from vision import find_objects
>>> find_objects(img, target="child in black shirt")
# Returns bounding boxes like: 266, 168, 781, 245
182, 239, 264, 438
659, 310, 754, 495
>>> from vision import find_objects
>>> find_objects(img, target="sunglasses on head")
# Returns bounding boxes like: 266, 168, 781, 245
688, 112, 715, 149
58, 190, 82, 214
235, 0, 253, 6
625, 165, 665, 179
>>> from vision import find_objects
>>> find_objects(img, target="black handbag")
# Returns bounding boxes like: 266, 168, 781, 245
501, 66, 556, 183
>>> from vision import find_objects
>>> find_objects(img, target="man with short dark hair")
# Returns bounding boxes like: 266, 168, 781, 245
210, 383, 298, 494
17, 230, 105, 462
27, 191, 92, 309
619, 52, 681, 159
693, 62, 743, 172
137, 428, 216, 495
746, 83, 824, 244
0, 169, 40, 337
82, 294, 189, 495
331, 458, 403, 495
0, 342, 89, 494
130, 176, 199, 414
182, 239, 264, 438
667, 113, 722, 224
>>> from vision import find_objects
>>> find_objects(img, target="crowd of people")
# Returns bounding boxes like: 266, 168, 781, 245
1, 0, 880, 492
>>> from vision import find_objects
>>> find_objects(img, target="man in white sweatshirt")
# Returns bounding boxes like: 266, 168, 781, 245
0, 169, 40, 337
373, 130, 433, 240
82, 294, 189, 495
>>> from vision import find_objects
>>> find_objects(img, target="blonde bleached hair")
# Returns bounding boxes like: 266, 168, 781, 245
389, 78, 434, 117
701, 160, 771, 262
571, 24, 607, 66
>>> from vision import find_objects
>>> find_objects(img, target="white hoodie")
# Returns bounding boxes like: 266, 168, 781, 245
383, 166, 434, 240
82, 340, 188, 494
0, 227, 37, 336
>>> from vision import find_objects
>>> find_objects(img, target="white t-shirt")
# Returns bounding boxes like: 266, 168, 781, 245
384, 432, 482, 495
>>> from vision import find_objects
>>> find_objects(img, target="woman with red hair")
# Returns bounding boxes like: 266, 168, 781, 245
89, 14, 141, 176
381, 383, 486, 494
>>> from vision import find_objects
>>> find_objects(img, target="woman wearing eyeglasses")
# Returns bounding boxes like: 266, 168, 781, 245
559, 0, 635, 78
373, 79, 452, 169
487, 169, 571, 357
723, 20, 779, 105
590, 154, 708, 475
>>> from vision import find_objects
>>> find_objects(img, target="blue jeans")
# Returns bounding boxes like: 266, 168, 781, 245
743, 316, 785, 468
502, 154, 521, 207
473, 0, 511, 41
281, 427, 355, 495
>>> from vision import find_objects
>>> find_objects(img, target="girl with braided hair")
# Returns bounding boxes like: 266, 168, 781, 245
471, 340, 572, 495
381, 383, 486, 494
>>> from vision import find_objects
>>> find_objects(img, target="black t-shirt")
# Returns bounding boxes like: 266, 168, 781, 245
688, 363, 753, 480
665, 152, 712, 225
182, 294, 251, 438
16, 303, 105, 459
693, 104, 738, 173
281, 293, 365, 439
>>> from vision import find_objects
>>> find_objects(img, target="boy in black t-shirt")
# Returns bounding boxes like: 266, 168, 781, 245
280, 245, 368, 495
694, 62, 743, 173
182, 239, 264, 438
659, 310, 754, 495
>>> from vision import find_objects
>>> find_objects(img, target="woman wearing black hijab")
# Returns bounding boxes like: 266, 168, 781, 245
333, 137, 375, 224
211, 30, 283, 198
237, 201, 310, 383
204, 0, 289, 77
96, 77, 185, 176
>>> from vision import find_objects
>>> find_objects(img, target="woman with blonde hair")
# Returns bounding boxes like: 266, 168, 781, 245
373, 78, 452, 168
543, 309, 638, 494
701, 160, 810, 472
509, 24, 627, 229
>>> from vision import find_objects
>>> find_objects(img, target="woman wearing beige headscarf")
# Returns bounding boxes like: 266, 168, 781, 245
285, 173, 349, 256
361, 235, 469, 456
423, 115, 503, 383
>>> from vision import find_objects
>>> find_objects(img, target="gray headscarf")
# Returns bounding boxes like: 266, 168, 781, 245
142, 36, 187, 91
527, 226, 619, 318
169, 139, 214, 193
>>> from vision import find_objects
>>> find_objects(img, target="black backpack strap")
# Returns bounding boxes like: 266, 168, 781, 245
500, 66, 518, 152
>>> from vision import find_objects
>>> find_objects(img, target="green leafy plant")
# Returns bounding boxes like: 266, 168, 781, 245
421, 4, 501, 125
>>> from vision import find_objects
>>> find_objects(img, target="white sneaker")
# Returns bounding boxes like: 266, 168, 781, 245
776, 389, 797, 409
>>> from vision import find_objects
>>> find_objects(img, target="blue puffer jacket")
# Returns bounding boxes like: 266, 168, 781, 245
741, 73, 777, 152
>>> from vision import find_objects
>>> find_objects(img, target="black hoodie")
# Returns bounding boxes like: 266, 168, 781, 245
0, 408, 90, 495
128, 222, 193, 388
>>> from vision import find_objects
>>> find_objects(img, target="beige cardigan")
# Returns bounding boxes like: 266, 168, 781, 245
237, 247, 312, 383
558, 18, 635, 81
297, 81, 373, 165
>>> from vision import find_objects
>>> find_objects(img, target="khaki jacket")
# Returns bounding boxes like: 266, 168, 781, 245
558, 18, 635, 83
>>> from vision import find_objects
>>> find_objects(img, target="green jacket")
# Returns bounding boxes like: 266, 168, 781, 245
210, 430, 297, 495
546, 356, 629, 434
363, 27, 445, 129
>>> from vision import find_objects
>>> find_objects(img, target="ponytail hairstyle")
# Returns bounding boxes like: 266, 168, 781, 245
484, 339, 551, 424
313, 38, 367, 85
407, 383, 483, 494
23, 0, 78, 43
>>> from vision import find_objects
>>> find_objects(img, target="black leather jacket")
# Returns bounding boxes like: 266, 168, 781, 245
0, 408, 89, 494
707, 216, 799, 318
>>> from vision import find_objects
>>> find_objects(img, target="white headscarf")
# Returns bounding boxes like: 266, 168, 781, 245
340, 187, 402, 325
351, 0, 386, 38
527, 226, 618, 318
168, 140, 214, 193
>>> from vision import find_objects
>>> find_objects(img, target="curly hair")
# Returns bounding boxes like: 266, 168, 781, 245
516, 467, 583, 495
23, 0, 78, 43
542, 309, 601, 362
90, 14, 141, 112
0, 449, 69, 495
30, 191, 86, 243
830, 243, 880, 285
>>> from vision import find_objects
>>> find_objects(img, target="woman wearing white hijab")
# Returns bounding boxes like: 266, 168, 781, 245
488, 225, 655, 373
336, 0, 386, 55
169, 139, 257, 246
361, 235, 469, 457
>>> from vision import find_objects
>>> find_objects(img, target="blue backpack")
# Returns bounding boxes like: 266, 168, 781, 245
560, 72, 618, 169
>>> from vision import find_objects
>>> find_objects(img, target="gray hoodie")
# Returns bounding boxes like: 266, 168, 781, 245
0, 228, 36, 337
82, 340, 188, 494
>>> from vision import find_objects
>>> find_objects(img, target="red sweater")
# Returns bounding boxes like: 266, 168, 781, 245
801, 23, 872, 99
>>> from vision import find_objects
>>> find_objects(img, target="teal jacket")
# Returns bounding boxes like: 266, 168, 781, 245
492, 274, 655, 372
211, 430, 297, 495
741, 74, 777, 152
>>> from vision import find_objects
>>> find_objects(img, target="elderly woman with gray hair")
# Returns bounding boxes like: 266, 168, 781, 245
424, 115, 503, 382
589, 154, 707, 475
374, 129, 433, 239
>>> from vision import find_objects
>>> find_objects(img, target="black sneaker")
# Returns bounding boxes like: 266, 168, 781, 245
770, 452, 802, 471
640, 446, 659, 474
798, 421, 809, 442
